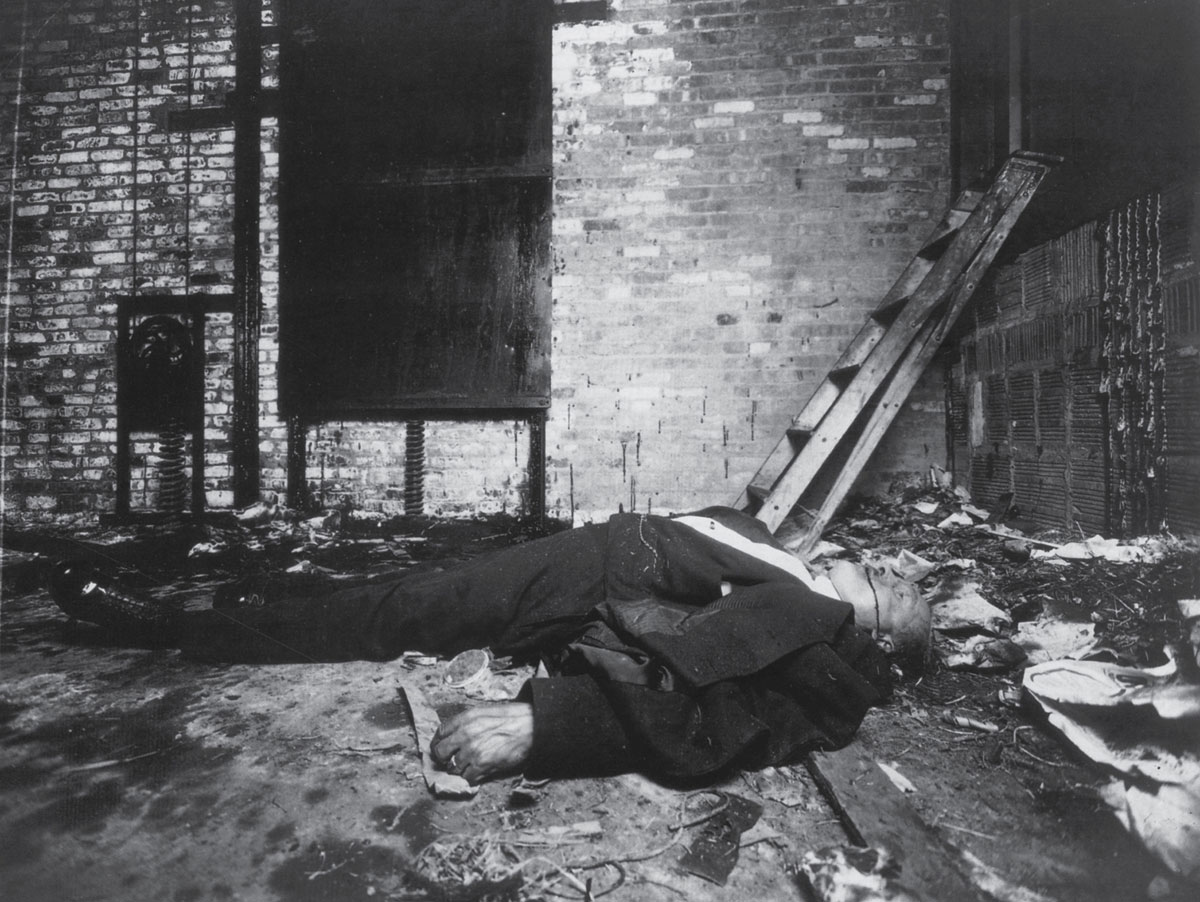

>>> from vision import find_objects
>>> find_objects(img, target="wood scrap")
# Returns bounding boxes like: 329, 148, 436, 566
805, 744, 994, 902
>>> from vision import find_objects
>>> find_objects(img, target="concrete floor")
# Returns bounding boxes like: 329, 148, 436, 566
0, 570, 849, 902
0, 524, 1191, 902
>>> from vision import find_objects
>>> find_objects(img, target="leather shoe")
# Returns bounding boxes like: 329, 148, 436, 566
47, 560, 174, 633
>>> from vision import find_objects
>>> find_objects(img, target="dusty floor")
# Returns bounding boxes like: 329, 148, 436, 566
0, 500, 1196, 902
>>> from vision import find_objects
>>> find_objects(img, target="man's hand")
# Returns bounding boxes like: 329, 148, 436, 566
430, 702, 534, 784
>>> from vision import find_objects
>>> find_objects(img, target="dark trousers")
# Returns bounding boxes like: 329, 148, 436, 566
177, 524, 610, 664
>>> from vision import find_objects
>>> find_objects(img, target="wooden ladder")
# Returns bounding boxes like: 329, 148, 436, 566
736, 151, 1060, 549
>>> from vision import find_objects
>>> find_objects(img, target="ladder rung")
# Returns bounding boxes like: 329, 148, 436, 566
786, 425, 811, 448
953, 189, 984, 212
917, 207, 973, 260
917, 227, 957, 260
746, 483, 771, 505
871, 295, 909, 326
829, 364, 860, 386
737, 152, 1058, 535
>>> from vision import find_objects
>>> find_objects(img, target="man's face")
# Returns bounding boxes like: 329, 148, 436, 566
824, 560, 931, 669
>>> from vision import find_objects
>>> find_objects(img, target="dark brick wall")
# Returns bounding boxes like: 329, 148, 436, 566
2, 0, 952, 523
1, 0, 244, 520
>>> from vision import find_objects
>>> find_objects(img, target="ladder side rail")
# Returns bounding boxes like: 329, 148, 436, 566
787, 159, 1038, 441
789, 164, 1054, 546
754, 157, 1051, 532
732, 249, 936, 511
733, 191, 982, 510
797, 316, 937, 558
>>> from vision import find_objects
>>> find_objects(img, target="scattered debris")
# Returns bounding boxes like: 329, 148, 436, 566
940, 711, 1000, 733
1024, 655, 1200, 881
996, 686, 1022, 708
188, 541, 224, 557
1032, 536, 1172, 564
401, 652, 440, 669
406, 834, 530, 899
742, 764, 812, 809
937, 511, 974, 529
877, 761, 918, 794
892, 549, 937, 582
400, 686, 478, 799
5, 481, 1197, 901
850, 518, 882, 531
677, 792, 762, 885
1012, 616, 1097, 664
941, 635, 1027, 672
236, 500, 279, 524
807, 539, 848, 560
800, 845, 920, 902
444, 649, 492, 690
928, 576, 1012, 635
509, 821, 604, 847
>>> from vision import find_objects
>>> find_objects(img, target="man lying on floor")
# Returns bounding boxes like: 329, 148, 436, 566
47, 506, 930, 786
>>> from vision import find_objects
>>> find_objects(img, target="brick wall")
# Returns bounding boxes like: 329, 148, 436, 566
1, 0, 242, 521
2, 0, 952, 524
546, 0, 951, 522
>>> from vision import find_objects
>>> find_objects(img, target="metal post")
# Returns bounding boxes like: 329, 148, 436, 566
190, 311, 207, 515
232, 0, 263, 505
528, 409, 547, 532
286, 414, 310, 511
115, 300, 131, 517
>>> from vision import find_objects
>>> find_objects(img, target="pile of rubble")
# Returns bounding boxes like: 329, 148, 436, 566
787, 478, 1199, 890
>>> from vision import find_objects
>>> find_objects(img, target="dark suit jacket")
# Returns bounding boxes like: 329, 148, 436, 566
521, 581, 890, 782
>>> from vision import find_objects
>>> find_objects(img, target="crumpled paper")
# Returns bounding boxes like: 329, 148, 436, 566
1024, 655, 1200, 880
399, 686, 478, 799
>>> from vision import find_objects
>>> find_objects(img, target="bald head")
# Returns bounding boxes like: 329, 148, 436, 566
823, 559, 932, 673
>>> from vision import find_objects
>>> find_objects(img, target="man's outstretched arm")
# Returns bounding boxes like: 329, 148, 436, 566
429, 675, 640, 784
429, 703, 535, 784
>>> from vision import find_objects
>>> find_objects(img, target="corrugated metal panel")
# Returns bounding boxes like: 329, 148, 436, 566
951, 182, 1194, 534
970, 451, 1012, 510
977, 331, 1004, 376
962, 338, 979, 377
1057, 223, 1102, 304
1165, 352, 1200, 452
1067, 300, 1103, 357
948, 381, 969, 443
985, 374, 1009, 448
1165, 276, 1200, 337
1070, 458, 1108, 532
1038, 369, 1068, 445
1014, 458, 1067, 529
1070, 367, 1105, 450
951, 439, 971, 480
1007, 315, 1063, 368
1021, 243, 1055, 309
996, 264, 1024, 311
1010, 371, 1036, 443
1165, 458, 1200, 534
975, 271, 1000, 325
1160, 181, 1196, 276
